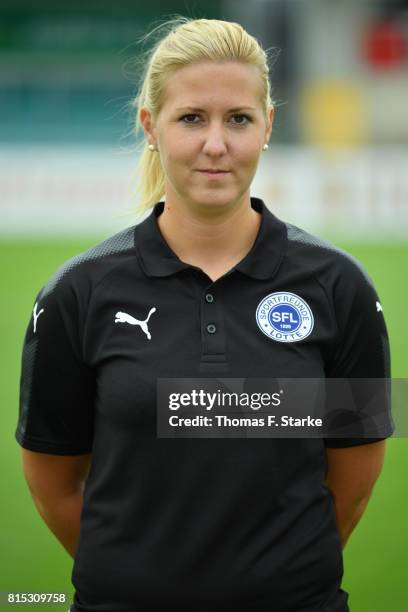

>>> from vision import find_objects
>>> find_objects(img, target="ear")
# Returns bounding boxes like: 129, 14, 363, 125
139, 107, 156, 146
266, 106, 274, 141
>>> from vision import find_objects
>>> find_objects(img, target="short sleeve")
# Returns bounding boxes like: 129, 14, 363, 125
323, 257, 394, 448
15, 268, 95, 455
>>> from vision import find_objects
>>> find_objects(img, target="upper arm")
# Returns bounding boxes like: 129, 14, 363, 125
15, 268, 95, 456
21, 448, 92, 499
323, 257, 394, 448
325, 439, 386, 502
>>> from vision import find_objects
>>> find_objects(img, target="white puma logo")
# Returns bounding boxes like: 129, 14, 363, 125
376, 301, 383, 313
114, 307, 157, 340
33, 301, 44, 333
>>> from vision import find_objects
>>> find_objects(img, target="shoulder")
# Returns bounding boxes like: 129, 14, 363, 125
284, 222, 375, 290
37, 224, 138, 302
283, 223, 386, 342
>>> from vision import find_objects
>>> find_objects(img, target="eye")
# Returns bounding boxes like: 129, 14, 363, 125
230, 114, 252, 126
179, 113, 253, 126
180, 114, 201, 124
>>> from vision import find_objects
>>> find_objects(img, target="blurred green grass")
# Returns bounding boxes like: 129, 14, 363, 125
1, 238, 407, 611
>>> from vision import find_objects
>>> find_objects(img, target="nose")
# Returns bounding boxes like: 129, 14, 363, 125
201, 122, 228, 156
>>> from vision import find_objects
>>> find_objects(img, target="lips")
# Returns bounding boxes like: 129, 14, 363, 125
197, 170, 230, 179
199, 169, 230, 173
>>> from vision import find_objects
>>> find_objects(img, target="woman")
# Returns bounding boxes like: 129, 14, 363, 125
16, 17, 393, 612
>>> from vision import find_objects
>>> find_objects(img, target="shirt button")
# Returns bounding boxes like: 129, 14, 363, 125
206, 324, 217, 334
205, 293, 214, 303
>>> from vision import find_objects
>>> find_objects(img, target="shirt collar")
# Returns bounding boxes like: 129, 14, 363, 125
134, 196, 287, 280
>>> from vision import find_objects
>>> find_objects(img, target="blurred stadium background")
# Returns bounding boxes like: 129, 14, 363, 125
1, 0, 407, 610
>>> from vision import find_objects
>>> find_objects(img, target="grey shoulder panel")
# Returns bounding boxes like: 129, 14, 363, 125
41, 224, 136, 298
285, 222, 373, 286
16, 336, 38, 441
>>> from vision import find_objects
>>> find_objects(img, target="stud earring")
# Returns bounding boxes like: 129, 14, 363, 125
263, 143, 269, 151
148, 144, 156, 151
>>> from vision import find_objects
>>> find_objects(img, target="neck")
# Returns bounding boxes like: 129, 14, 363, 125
156, 195, 261, 270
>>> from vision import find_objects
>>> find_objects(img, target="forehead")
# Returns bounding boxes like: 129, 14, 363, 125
160, 61, 264, 111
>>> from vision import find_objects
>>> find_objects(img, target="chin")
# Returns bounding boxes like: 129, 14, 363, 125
191, 190, 237, 207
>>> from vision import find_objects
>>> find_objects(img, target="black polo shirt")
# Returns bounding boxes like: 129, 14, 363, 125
15, 197, 393, 612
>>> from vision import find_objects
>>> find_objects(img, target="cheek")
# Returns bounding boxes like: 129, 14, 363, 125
236, 147, 261, 170
233, 134, 262, 160
165, 140, 196, 167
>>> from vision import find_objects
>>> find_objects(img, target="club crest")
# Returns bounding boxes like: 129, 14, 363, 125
256, 292, 314, 343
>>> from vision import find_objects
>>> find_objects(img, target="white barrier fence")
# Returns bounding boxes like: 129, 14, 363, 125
0, 145, 407, 240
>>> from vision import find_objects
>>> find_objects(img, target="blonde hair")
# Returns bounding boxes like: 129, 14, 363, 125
130, 16, 277, 217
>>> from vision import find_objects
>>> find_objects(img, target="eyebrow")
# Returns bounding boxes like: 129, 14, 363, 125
175, 106, 257, 113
